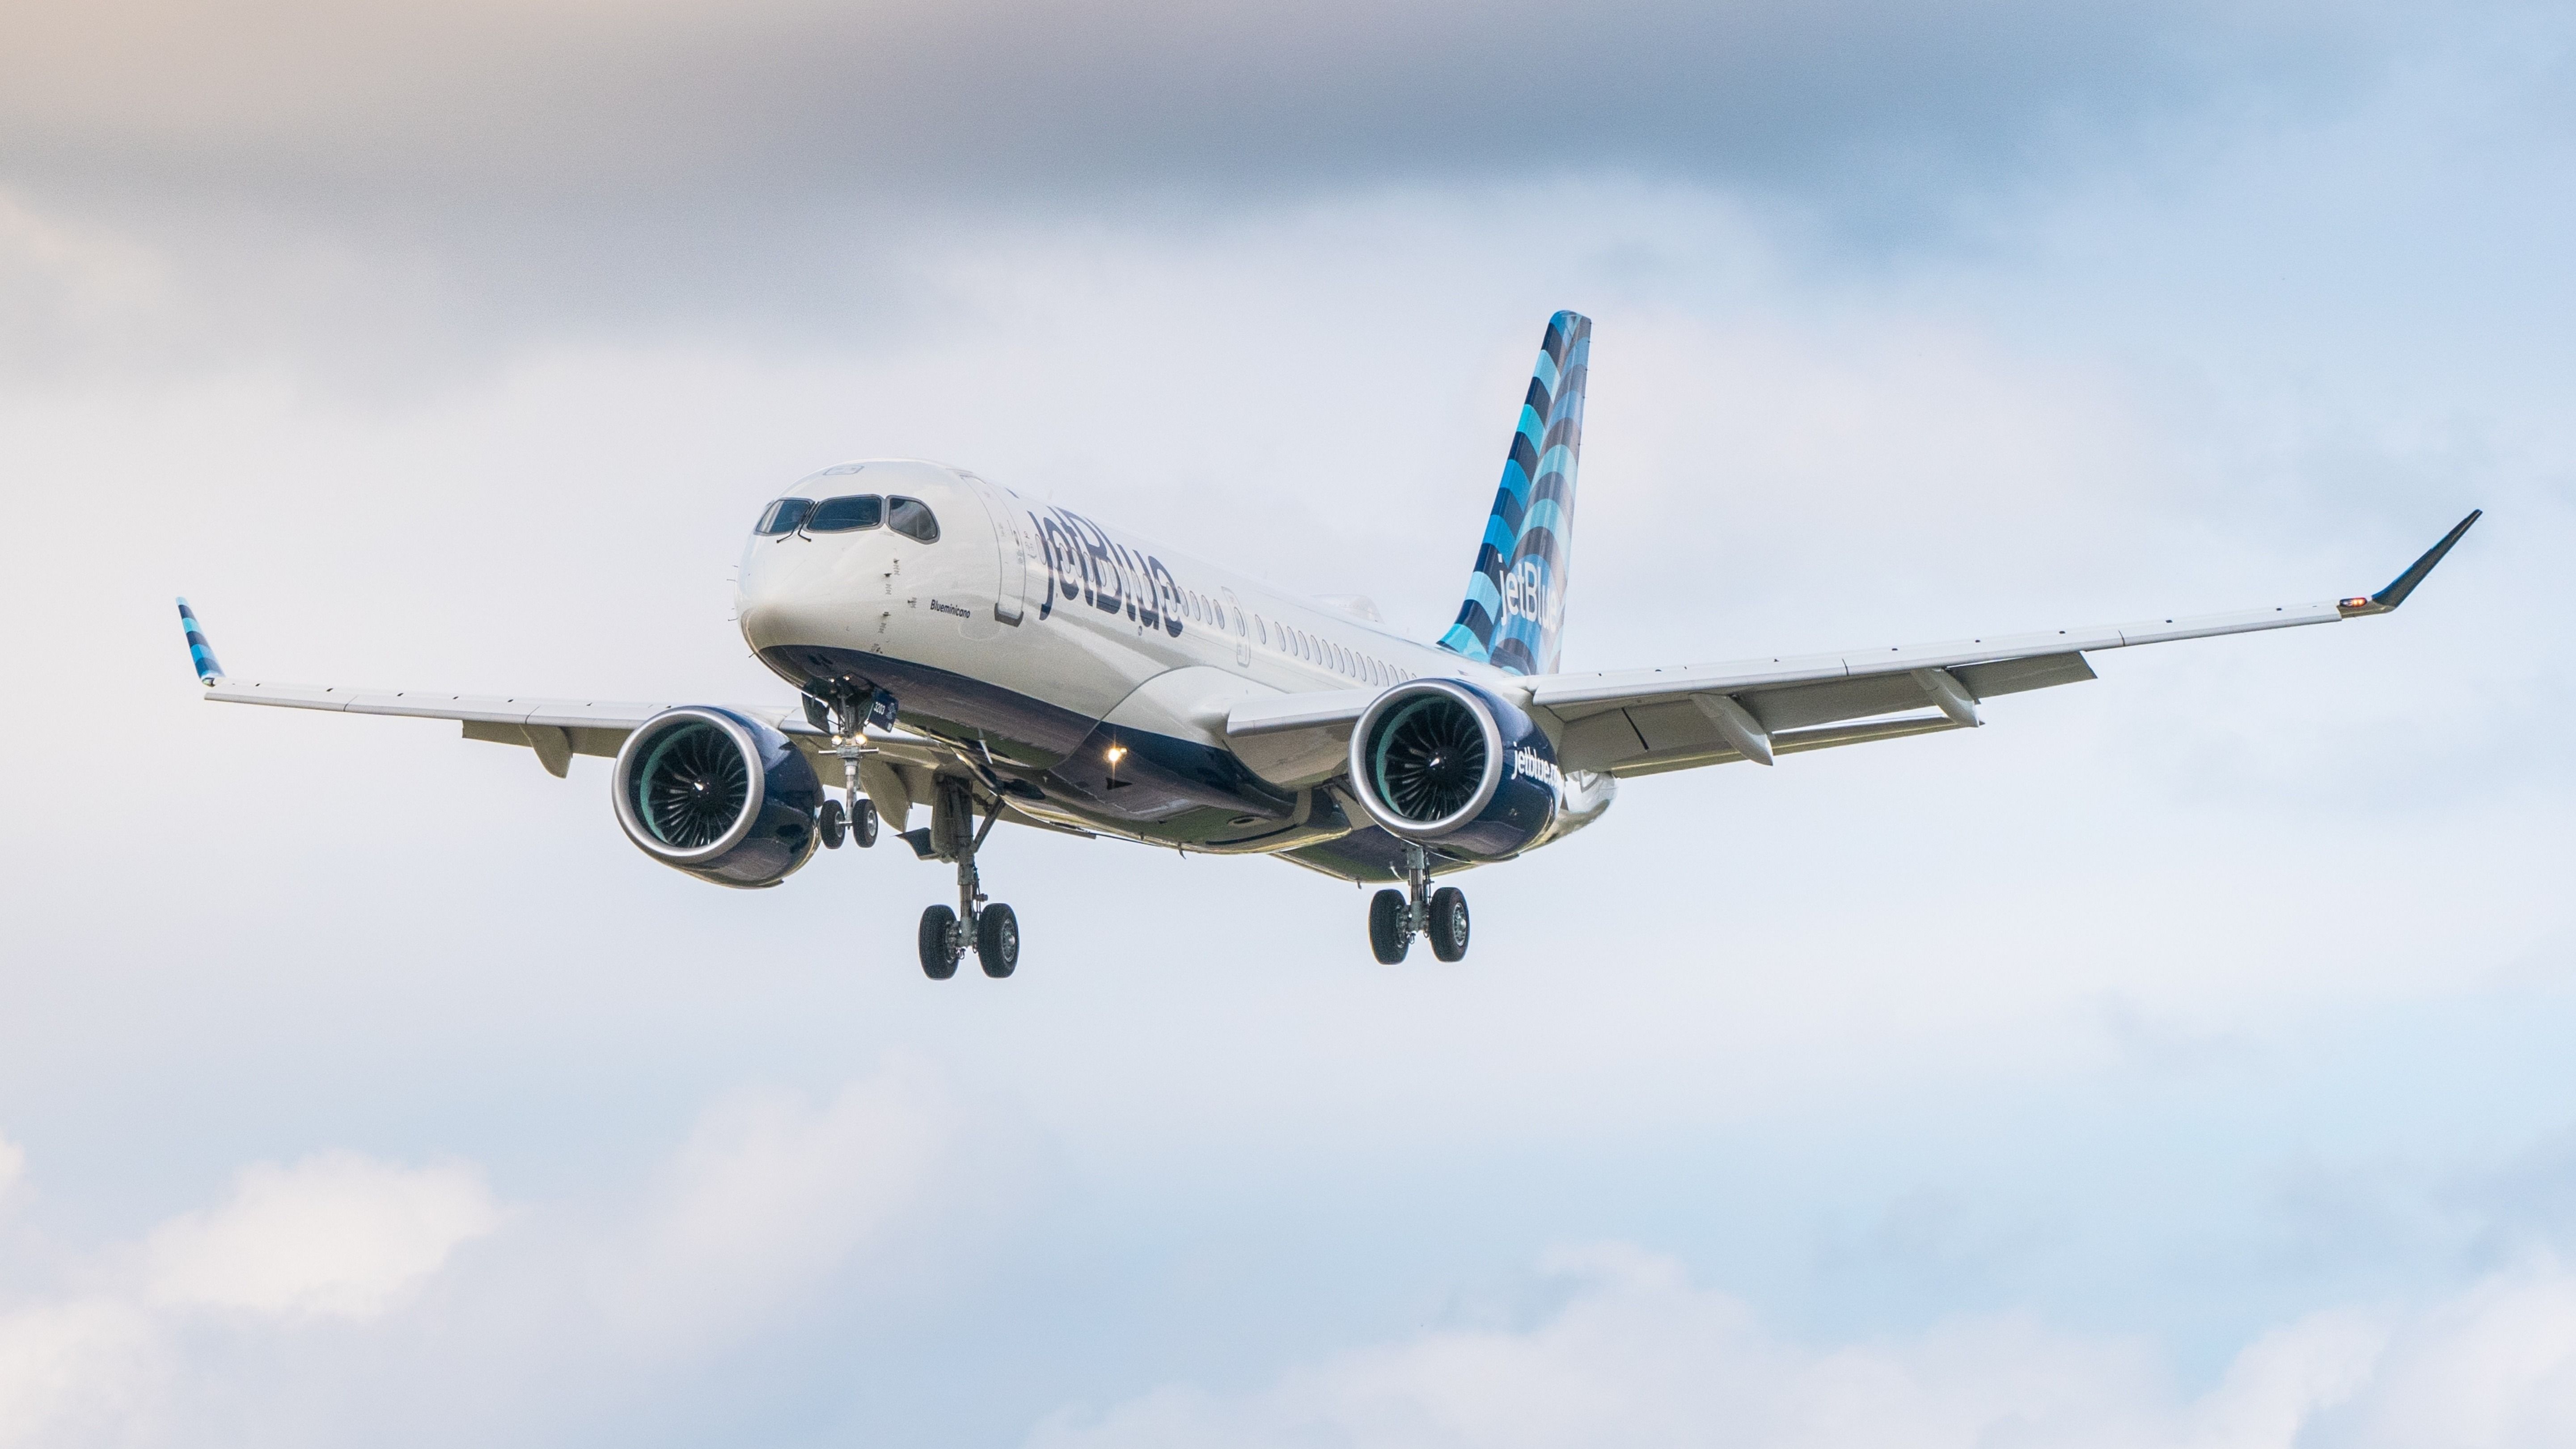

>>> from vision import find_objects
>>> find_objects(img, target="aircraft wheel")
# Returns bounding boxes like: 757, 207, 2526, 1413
1368, 888, 1411, 964
977, 903, 1020, 978
1427, 887, 1470, 962
852, 798, 880, 848
817, 800, 845, 849
918, 905, 960, 979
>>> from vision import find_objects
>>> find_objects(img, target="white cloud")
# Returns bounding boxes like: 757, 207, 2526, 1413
595, 1063, 968, 1349
2308, 1268, 2576, 1449
1029, 1246, 2576, 1449
0, 1065, 1005, 1443
0, 1299, 161, 1449
140, 1153, 501, 1322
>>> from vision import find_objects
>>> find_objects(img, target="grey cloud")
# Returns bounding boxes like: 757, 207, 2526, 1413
3, 0, 2390, 211
0, 0, 2428, 380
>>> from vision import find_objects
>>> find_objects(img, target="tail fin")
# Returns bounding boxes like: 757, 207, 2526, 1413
177, 598, 224, 682
1436, 310, 1590, 676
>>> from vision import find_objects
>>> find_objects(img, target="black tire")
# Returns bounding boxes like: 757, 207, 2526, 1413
977, 903, 1020, 978
1368, 888, 1411, 964
817, 799, 845, 849
918, 905, 960, 979
1427, 886, 1470, 962
852, 798, 880, 848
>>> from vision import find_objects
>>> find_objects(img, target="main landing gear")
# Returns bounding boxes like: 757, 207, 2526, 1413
805, 687, 1021, 980
916, 777, 1020, 981
1368, 843, 1469, 964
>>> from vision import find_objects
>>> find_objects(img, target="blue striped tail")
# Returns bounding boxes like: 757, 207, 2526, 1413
1435, 310, 1590, 676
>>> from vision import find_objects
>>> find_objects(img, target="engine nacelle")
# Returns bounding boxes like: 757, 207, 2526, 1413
611, 707, 823, 888
1347, 679, 1564, 861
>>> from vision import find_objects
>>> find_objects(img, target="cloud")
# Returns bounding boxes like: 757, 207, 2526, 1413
0, 0, 2450, 381
0, 1300, 163, 1449
139, 1153, 503, 1321
2307, 1269, 2576, 1449
0, 0, 2379, 210
595, 1064, 979, 1349
1028, 1245, 2576, 1449
0, 1062, 1037, 1445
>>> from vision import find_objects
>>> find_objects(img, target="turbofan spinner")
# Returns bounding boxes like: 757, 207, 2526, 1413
1347, 679, 1594, 861
611, 707, 824, 888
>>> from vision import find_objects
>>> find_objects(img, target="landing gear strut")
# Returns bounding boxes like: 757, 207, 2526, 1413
1367, 843, 1469, 964
812, 688, 880, 851
917, 779, 1020, 980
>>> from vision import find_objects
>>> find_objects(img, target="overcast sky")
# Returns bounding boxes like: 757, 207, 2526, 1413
3, 2, 2573, 1445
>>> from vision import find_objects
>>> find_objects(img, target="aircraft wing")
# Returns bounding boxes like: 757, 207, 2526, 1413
1228, 510, 2480, 783
1536, 510, 2479, 777
179, 604, 958, 788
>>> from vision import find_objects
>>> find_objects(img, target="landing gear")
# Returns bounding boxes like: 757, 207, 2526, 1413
977, 904, 1019, 977
1427, 886, 1470, 962
808, 686, 1017, 976
812, 687, 881, 852
1365, 844, 1470, 964
1368, 889, 1410, 963
918, 904, 961, 979
918, 777, 1021, 981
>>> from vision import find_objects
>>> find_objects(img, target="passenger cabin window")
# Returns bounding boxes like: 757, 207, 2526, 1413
888, 497, 939, 543
807, 494, 883, 532
756, 497, 815, 535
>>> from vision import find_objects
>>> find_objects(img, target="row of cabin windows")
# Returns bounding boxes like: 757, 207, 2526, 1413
1156, 583, 1399, 686
757, 494, 939, 544
1164, 587, 1400, 687
1258, 613, 1396, 686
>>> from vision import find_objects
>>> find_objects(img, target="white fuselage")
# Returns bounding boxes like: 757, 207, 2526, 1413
731, 459, 1592, 869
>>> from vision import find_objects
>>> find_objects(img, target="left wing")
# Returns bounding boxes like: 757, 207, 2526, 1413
1227, 510, 2480, 782
175, 600, 958, 801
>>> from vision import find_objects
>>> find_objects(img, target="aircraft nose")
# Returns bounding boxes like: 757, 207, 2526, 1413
736, 541, 860, 654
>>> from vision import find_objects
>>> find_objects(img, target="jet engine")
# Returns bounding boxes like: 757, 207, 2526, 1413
611, 707, 823, 888
1346, 679, 1566, 860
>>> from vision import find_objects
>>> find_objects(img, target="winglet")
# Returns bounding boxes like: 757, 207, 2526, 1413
2337, 510, 2481, 618
177, 598, 224, 683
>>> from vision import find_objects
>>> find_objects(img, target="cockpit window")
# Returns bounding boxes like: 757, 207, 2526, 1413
888, 497, 939, 543
806, 494, 883, 532
756, 498, 814, 535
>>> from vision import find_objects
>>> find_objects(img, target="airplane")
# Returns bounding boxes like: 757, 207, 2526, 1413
179, 311, 2480, 977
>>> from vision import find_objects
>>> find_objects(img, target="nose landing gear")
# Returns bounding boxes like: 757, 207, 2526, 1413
812, 689, 882, 851
1367, 844, 1471, 964
817, 798, 879, 849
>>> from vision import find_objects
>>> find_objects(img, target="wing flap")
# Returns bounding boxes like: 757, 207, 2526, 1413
1608, 714, 1967, 778
1952, 651, 2096, 698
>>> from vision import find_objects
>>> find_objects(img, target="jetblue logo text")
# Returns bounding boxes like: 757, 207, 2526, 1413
1509, 746, 1561, 789
1030, 506, 1185, 638
1499, 558, 1555, 629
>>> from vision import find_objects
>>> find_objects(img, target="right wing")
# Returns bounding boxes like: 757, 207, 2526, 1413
1534, 509, 2479, 777
1224, 510, 2480, 783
